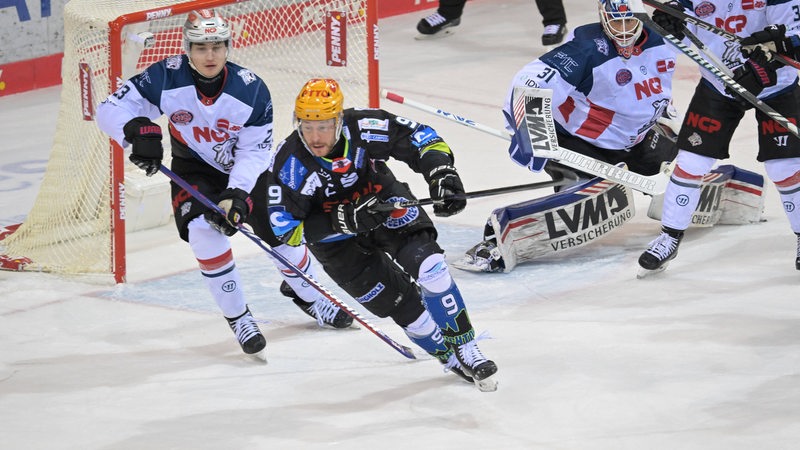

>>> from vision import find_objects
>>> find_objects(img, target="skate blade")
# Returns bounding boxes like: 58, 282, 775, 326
636, 263, 668, 279
247, 350, 267, 363
414, 29, 456, 40
474, 376, 498, 392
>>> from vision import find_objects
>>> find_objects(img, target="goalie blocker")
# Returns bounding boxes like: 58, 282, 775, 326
455, 165, 765, 273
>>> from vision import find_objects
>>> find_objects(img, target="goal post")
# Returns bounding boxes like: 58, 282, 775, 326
0, 0, 379, 283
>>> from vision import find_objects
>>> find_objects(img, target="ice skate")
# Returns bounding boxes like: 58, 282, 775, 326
795, 233, 799, 270
438, 351, 474, 384
541, 23, 567, 46
226, 306, 267, 362
452, 239, 504, 273
281, 281, 353, 329
415, 12, 460, 40
453, 339, 498, 392
637, 227, 684, 278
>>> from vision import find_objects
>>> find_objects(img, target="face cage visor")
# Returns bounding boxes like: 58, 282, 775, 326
600, 8, 643, 57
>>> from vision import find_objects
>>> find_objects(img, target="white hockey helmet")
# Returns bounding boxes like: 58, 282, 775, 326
598, 0, 643, 58
183, 9, 231, 53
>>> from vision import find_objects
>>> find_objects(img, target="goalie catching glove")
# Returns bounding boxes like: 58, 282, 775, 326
204, 188, 253, 236
741, 24, 800, 60
123, 117, 163, 176
331, 193, 392, 235
427, 165, 466, 217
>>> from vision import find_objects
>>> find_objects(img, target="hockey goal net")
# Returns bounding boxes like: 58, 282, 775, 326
0, 0, 378, 283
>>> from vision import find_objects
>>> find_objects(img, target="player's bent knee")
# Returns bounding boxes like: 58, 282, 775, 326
675, 150, 717, 176
765, 157, 800, 183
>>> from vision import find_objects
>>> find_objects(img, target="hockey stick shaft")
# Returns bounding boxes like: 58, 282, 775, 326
681, 25, 735, 77
642, 0, 800, 70
159, 166, 416, 360
630, 1, 800, 139
381, 90, 669, 195
381, 89, 511, 140
371, 178, 574, 211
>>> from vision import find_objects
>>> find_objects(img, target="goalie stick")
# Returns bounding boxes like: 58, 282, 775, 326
381, 89, 670, 195
158, 166, 416, 360
642, 0, 800, 70
628, 0, 800, 139
371, 176, 577, 212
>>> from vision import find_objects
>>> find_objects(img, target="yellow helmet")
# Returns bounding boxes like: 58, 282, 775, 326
294, 78, 344, 121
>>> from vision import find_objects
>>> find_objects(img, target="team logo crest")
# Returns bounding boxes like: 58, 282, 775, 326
170, 110, 193, 125
694, 1, 715, 17
615, 69, 633, 86
384, 196, 419, 229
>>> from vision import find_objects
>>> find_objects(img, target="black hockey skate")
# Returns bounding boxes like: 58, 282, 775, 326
637, 227, 684, 278
541, 23, 567, 46
438, 351, 474, 384
226, 306, 266, 358
453, 339, 498, 392
280, 281, 353, 329
795, 233, 799, 270
416, 12, 460, 39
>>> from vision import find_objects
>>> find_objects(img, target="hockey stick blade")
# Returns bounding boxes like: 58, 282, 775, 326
382, 89, 670, 196
641, 0, 800, 70
629, 1, 800, 139
159, 166, 416, 360
371, 178, 576, 211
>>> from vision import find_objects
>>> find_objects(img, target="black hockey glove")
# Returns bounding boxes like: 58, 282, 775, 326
331, 193, 392, 235
123, 117, 163, 177
204, 188, 253, 236
741, 24, 800, 59
428, 165, 466, 217
726, 47, 779, 102
651, 1, 685, 41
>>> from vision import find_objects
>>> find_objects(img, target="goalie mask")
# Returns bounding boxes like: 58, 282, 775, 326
294, 78, 345, 155
183, 9, 231, 54
599, 0, 643, 58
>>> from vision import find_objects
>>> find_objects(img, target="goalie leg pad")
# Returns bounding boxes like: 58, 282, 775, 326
455, 176, 636, 273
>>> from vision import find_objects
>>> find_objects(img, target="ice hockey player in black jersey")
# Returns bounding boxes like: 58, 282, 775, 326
267, 78, 498, 391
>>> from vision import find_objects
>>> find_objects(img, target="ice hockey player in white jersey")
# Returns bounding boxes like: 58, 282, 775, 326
458, 0, 684, 273
638, 0, 800, 276
96, 9, 353, 360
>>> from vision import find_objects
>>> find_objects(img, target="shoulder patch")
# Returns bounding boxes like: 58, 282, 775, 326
165, 55, 182, 70
237, 68, 258, 85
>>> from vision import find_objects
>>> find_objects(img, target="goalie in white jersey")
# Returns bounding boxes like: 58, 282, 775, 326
96, 9, 352, 359
458, 0, 683, 273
